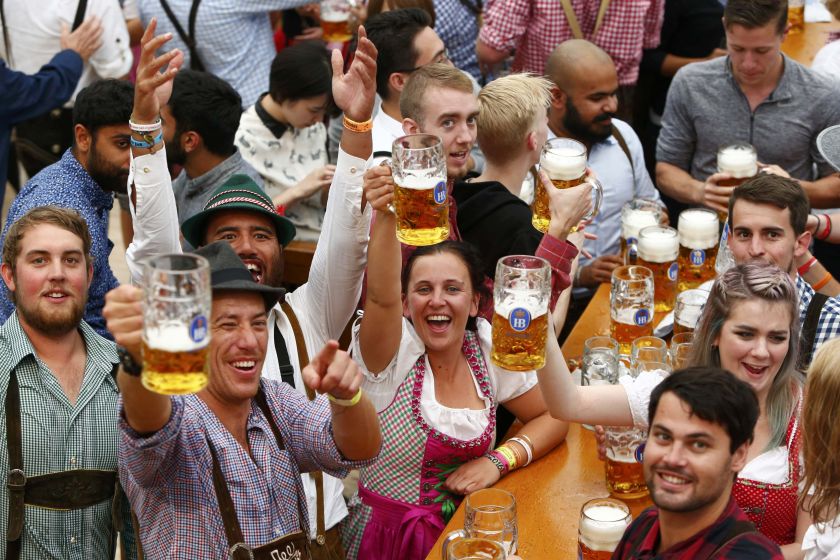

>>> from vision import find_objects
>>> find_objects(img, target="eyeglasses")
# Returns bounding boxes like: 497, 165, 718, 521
393, 49, 451, 74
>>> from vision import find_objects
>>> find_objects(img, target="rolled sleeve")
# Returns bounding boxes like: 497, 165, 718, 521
478, 0, 529, 52
536, 236, 578, 309
88, 0, 133, 79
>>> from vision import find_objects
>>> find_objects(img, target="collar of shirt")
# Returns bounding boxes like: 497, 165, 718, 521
724, 54, 795, 103
254, 93, 290, 139
181, 150, 249, 200
58, 149, 115, 212
372, 105, 406, 155
635, 496, 743, 555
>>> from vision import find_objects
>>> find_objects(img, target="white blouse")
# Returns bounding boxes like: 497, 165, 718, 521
352, 317, 538, 440
804, 519, 840, 560
621, 370, 792, 484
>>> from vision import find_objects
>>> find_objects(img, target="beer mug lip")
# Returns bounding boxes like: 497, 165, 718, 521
543, 137, 586, 156
584, 336, 620, 353
676, 288, 708, 305
447, 538, 506, 559
612, 264, 653, 282
497, 255, 550, 272
717, 141, 756, 156
392, 133, 442, 152
623, 198, 662, 213
465, 487, 516, 511
671, 332, 694, 346
580, 497, 631, 521
145, 253, 209, 274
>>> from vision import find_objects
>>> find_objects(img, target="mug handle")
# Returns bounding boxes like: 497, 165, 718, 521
582, 177, 603, 223
440, 529, 469, 560
376, 158, 397, 215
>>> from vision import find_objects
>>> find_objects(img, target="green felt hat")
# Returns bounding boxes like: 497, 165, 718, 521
180, 174, 296, 249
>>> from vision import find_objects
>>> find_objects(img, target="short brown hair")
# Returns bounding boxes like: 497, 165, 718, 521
366, 0, 436, 27
3, 206, 93, 275
729, 174, 810, 235
399, 63, 473, 125
825, 0, 840, 19
723, 0, 787, 35
477, 74, 552, 165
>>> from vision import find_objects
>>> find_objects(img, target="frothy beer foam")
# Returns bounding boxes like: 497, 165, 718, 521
321, 10, 348, 22
678, 210, 719, 249
638, 227, 678, 263
397, 169, 444, 190
145, 323, 207, 352
496, 291, 548, 318
622, 209, 659, 240
579, 505, 631, 551
541, 148, 586, 180
718, 146, 757, 178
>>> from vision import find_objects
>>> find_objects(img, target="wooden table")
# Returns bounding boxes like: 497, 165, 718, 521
782, 19, 840, 66
427, 284, 656, 559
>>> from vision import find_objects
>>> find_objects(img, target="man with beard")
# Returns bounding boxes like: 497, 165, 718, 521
122, 21, 377, 557
545, 39, 664, 338
728, 174, 840, 368
163, 70, 263, 238
0, 206, 136, 559
0, 79, 133, 338
612, 367, 783, 558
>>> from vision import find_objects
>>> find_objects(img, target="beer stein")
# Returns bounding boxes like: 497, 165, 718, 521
620, 199, 663, 264
674, 289, 707, 336
788, 0, 805, 33
677, 209, 719, 291
391, 134, 449, 246
142, 254, 212, 395
441, 489, 518, 557
491, 256, 551, 371
578, 498, 632, 560
637, 226, 679, 312
532, 138, 603, 233
631, 336, 668, 368
716, 142, 757, 220
582, 336, 620, 386
670, 332, 694, 370
605, 426, 649, 499
320, 0, 353, 43
446, 539, 506, 560
633, 360, 672, 376
610, 265, 654, 356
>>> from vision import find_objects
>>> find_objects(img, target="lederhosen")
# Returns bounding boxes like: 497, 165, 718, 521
5, 366, 124, 560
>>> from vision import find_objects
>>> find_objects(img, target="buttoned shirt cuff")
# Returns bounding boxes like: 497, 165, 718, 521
119, 396, 184, 450
335, 147, 371, 243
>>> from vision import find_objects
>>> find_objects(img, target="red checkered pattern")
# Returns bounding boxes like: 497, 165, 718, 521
479, 0, 665, 85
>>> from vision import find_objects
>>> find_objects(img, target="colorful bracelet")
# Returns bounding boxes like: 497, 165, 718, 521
129, 117, 162, 132
495, 445, 519, 471
507, 437, 534, 466
798, 256, 818, 276
342, 115, 373, 133
327, 387, 363, 407
819, 214, 833, 241
130, 130, 164, 150
484, 451, 508, 475
813, 272, 834, 292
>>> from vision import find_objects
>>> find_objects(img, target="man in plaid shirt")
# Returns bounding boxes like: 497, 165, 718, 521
728, 175, 840, 368
612, 368, 783, 559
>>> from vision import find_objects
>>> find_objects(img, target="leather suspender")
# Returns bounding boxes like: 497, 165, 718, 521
6, 370, 25, 559
799, 292, 829, 370
559, 0, 611, 40
158, 0, 206, 72
610, 124, 636, 183
279, 302, 328, 547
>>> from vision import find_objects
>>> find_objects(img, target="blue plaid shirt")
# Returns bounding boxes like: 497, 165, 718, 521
119, 379, 374, 558
0, 149, 117, 339
137, 0, 311, 106
797, 275, 840, 359
433, 0, 482, 80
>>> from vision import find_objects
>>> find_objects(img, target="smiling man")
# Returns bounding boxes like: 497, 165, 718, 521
612, 367, 783, 559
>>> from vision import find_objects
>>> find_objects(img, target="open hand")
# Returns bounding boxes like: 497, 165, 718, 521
331, 26, 377, 122
302, 340, 362, 401
60, 17, 103, 62
133, 18, 184, 122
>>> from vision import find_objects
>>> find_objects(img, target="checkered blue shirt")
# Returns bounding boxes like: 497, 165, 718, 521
136, 0, 311, 106
433, 0, 481, 80
120, 379, 372, 558
797, 275, 840, 359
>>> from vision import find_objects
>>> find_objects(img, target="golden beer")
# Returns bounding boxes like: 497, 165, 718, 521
677, 244, 718, 292
533, 138, 590, 233
578, 499, 631, 560
677, 208, 719, 291
673, 320, 694, 337
447, 538, 506, 560
610, 265, 654, 355
610, 319, 653, 356
320, 13, 352, 43
393, 176, 449, 246
716, 143, 757, 219
788, 3, 804, 33
606, 455, 648, 499
141, 337, 209, 395
531, 175, 586, 233
620, 200, 661, 264
491, 310, 548, 371
637, 226, 679, 313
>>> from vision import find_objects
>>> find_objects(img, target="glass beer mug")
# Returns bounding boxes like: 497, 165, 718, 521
578, 498, 632, 560
491, 256, 551, 371
320, 0, 353, 43
716, 142, 757, 220
446, 539, 506, 560
670, 332, 694, 370
441, 489, 518, 557
610, 265, 655, 356
674, 289, 707, 336
637, 226, 679, 312
391, 134, 449, 246
142, 254, 212, 395
677, 209, 719, 292
621, 199, 663, 264
605, 425, 649, 499
532, 137, 603, 233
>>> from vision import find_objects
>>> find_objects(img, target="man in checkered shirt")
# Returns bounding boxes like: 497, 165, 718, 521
728, 174, 840, 368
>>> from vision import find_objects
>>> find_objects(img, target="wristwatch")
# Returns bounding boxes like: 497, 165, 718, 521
117, 345, 143, 377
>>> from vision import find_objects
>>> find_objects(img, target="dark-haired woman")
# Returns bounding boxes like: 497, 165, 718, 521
236, 41, 337, 241
341, 179, 569, 559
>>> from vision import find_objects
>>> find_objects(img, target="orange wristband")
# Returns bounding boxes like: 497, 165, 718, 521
342, 115, 373, 133
813, 272, 833, 292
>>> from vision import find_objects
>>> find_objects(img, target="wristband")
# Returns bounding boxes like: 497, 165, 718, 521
507, 437, 534, 466
817, 214, 833, 241
327, 387, 363, 407
342, 115, 373, 133
130, 130, 164, 150
495, 445, 518, 471
813, 272, 833, 292
798, 256, 818, 276
129, 117, 163, 132
117, 345, 143, 377
484, 452, 508, 474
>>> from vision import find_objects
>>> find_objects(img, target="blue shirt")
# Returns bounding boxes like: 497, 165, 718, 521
137, 0, 311, 107
0, 51, 82, 204
0, 149, 118, 339
433, 0, 482, 80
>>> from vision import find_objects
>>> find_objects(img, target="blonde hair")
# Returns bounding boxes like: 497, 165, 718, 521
801, 337, 840, 524
476, 73, 552, 165
399, 63, 473, 125
689, 262, 803, 450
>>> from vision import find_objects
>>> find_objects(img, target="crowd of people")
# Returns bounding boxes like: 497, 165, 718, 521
1, 0, 840, 558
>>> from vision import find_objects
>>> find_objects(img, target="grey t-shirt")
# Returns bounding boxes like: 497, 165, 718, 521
656, 55, 840, 181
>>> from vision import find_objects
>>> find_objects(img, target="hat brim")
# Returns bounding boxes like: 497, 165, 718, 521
818, 125, 840, 173
181, 201, 297, 250
213, 278, 285, 310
